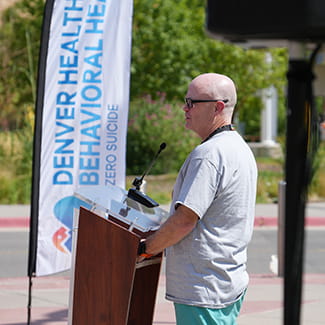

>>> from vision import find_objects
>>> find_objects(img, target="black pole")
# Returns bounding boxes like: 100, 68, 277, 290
27, 0, 56, 323
27, 276, 33, 324
284, 46, 319, 325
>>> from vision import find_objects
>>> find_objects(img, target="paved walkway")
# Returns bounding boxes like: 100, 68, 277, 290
0, 271, 324, 324
0, 202, 324, 324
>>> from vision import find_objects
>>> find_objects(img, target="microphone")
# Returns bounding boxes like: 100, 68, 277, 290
127, 142, 167, 208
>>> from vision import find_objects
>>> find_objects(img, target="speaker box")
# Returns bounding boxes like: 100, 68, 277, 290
207, 0, 325, 43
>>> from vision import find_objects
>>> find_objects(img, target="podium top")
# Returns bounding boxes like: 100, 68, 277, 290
74, 185, 169, 232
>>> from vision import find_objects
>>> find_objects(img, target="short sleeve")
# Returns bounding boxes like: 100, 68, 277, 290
174, 158, 220, 219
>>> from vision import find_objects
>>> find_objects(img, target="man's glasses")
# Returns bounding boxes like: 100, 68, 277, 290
184, 98, 229, 109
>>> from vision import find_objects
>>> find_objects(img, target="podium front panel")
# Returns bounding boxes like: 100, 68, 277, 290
72, 207, 139, 324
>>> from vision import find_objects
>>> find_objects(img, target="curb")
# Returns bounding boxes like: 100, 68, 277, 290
0, 217, 30, 228
1, 216, 325, 229
254, 216, 325, 227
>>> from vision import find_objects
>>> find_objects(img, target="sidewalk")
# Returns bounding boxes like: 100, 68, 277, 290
0, 202, 324, 324
0, 270, 324, 324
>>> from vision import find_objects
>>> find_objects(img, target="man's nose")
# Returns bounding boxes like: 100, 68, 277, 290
183, 104, 190, 112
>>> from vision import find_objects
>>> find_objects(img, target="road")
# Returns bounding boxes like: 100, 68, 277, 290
1, 227, 324, 277
247, 228, 325, 274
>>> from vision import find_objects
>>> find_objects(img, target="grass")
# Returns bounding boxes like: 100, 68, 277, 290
126, 174, 176, 205
127, 161, 285, 205
309, 142, 325, 201
255, 156, 284, 203
127, 145, 325, 205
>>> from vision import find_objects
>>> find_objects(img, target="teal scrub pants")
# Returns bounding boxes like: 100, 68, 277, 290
174, 291, 245, 325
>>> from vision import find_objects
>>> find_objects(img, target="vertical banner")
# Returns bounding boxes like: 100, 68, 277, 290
28, 0, 133, 276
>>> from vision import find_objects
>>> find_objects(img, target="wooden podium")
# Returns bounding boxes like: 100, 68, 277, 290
69, 186, 168, 325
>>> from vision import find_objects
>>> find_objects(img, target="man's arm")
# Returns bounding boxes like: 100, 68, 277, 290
144, 204, 199, 256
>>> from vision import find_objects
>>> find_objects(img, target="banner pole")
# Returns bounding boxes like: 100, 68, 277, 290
27, 0, 55, 321
27, 275, 33, 325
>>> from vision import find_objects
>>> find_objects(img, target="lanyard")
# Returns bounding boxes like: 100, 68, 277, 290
201, 124, 234, 144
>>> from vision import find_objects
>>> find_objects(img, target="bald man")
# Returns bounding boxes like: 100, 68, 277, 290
138, 73, 258, 324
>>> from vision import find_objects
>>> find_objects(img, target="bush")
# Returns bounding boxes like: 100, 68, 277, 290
127, 94, 199, 175
309, 142, 325, 200
0, 105, 33, 204
0, 129, 32, 204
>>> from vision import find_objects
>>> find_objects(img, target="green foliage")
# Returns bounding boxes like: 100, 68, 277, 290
0, 105, 33, 203
127, 94, 199, 174
309, 142, 325, 200
256, 170, 283, 203
0, 0, 43, 130
131, 0, 288, 136
0, 0, 288, 139
131, 0, 207, 99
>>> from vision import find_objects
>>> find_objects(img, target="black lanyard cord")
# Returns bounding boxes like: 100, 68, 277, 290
201, 124, 234, 144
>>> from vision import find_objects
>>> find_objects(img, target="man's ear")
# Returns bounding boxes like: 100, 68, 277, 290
215, 101, 225, 113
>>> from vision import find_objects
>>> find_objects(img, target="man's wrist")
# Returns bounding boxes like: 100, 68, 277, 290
138, 240, 153, 258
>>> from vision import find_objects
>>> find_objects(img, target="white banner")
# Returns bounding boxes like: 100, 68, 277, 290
35, 0, 133, 276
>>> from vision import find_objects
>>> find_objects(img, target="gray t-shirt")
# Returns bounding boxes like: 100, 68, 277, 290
165, 130, 257, 308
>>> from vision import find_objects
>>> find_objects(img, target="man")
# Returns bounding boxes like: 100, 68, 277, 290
138, 73, 257, 324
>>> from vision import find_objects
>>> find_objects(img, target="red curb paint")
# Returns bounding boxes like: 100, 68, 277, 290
254, 216, 325, 227
305, 217, 325, 227
0, 217, 30, 228
254, 216, 278, 227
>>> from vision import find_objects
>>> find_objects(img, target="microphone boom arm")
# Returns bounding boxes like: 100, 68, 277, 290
127, 142, 167, 208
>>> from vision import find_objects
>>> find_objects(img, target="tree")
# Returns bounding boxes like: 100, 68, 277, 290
131, 0, 287, 135
0, 0, 287, 136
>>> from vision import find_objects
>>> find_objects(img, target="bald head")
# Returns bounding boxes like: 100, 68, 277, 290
189, 73, 237, 110
184, 73, 237, 139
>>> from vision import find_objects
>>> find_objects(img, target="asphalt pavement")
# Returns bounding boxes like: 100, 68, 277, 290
0, 202, 324, 325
